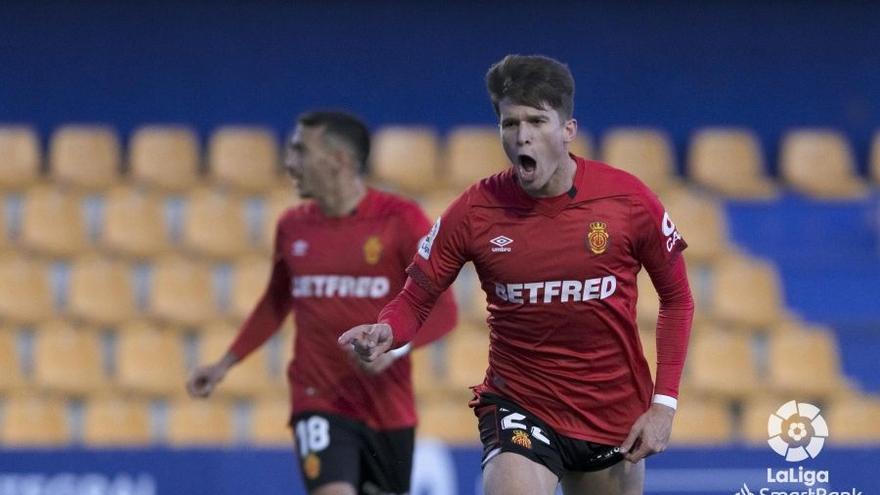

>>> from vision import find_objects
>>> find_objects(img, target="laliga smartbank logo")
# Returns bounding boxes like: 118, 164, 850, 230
767, 400, 828, 462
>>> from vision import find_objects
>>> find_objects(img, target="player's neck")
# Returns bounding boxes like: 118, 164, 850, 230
528, 155, 577, 198
317, 177, 367, 217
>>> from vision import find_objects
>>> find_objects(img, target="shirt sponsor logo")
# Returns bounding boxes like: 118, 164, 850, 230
587, 221, 609, 254
490, 235, 513, 252
494, 275, 617, 304
662, 211, 682, 252
418, 218, 441, 260
291, 275, 390, 298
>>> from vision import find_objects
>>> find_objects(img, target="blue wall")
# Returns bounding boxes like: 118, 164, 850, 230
1, 0, 879, 172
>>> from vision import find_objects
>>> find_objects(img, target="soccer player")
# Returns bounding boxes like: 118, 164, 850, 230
339, 55, 694, 495
186, 111, 458, 495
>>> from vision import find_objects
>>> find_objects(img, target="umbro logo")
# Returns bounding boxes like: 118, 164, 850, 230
490, 235, 513, 253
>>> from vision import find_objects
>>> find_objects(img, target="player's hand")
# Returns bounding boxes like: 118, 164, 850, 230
347, 346, 397, 375
619, 403, 675, 463
337, 323, 393, 362
186, 361, 230, 398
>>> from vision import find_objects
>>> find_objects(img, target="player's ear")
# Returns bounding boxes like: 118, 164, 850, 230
563, 118, 577, 144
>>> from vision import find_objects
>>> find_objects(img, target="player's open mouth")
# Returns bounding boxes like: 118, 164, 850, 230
517, 154, 537, 181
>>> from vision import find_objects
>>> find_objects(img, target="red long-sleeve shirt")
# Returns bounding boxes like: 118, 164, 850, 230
380, 157, 693, 444
228, 188, 458, 430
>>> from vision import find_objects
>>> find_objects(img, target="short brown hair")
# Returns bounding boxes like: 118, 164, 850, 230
485, 54, 575, 120
298, 110, 371, 174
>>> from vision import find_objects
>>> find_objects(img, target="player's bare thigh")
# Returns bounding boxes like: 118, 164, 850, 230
560, 459, 644, 495
311, 481, 357, 495
483, 452, 558, 495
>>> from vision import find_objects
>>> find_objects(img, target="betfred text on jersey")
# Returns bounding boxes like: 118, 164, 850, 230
291, 275, 390, 298
494, 276, 617, 304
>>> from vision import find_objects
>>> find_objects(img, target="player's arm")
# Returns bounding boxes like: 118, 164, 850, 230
621, 194, 694, 462
187, 249, 293, 398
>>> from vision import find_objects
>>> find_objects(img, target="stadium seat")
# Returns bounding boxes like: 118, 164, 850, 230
662, 188, 729, 264
0, 202, 7, 251
767, 326, 843, 399
371, 126, 440, 194
250, 398, 292, 446
32, 320, 106, 396
687, 128, 777, 198
600, 128, 678, 194
444, 126, 509, 192
710, 255, 783, 328
569, 132, 594, 159
871, 130, 880, 185
740, 396, 788, 444
68, 256, 136, 325
0, 395, 69, 446
779, 129, 868, 198
0, 327, 25, 392
101, 185, 169, 259
416, 396, 479, 444
639, 329, 658, 380
197, 323, 276, 398
230, 256, 271, 320
148, 255, 217, 326
445, 324, 489, 391
418, 190, 458, 224
115, 320, 187, 396
0, 254, 52, 324
49, 125, 121, 191
262, 186, 303, 250
688, 331, 759, 399
826, 396, 880, 444
636, 271, 660, 327
129, 126, 200, 192
410, 345, 444, 401
669, 398, 733, 444
82, 396, 152, 446
208, 126, 279, 193
181, 187, 249, 259
20, 184, 89, 257
0, 126, 40, 190
166, 399, 234, 445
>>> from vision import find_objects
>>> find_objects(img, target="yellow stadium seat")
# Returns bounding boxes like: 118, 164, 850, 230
33, 320, 106, 396
871, 130, 880, 185
663, 189, 728, 264
569, 132, 594, 159
445, 325, 489, 391
687, 128, 777, 198
711, 255, 783, 328
68, 256, 136, 325
262, 187, 304, 250
1, 395, 69, 446
49, 125, 121, 190
410, 344, 444, 401
21, 184, 89, 257
637, 271, 660, 328
371, 126, 440, 194
115, 321, 186, 396
166, 399, 234, 446
129, 126, 200, 192
230, 256, 271, 320
740, 396, 788, 444
0, 327, 25, 392
181, 187, 249, 259
418, 190, 459, 224
826, 396, 880, 444
669, 398, 733, 444
780, 129, 868, 198
688, 331, 759, 399
767, 327, 843, 399
600, 128, 678, 194
149, 256, 217, 326
0, 126, 40, 190
416, 397, 479, 444
0, 254, 52, 324
250, 398, 292, 446
197, 322, 275, 398
101, 185, 169, 259
444, 126, 509, 192
208, 126, 279, 193
82, 396, 152, 446
639, 329, 658, 380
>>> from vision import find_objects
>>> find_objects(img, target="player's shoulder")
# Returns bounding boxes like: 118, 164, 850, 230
363, 188, 428, 220
586, 159, 655, 198
467, 168, 521, 207
276, 200, 316, 229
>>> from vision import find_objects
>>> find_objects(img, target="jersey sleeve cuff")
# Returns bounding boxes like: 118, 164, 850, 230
389, 342, 412, 359
652, 394, 678, 410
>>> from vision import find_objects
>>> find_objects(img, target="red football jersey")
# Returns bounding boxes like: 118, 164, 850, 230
229, 188, 457, 430
403, 157, 689, 444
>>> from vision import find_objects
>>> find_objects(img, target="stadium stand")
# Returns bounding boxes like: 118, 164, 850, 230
129, 126, 200, 192
82, 396, 153, 446
872, 129, 880, 185
229, 255, 271, 321
208, 126, 279, 194
197, 323, 277, 398
148, 255, 217, 326
444, 126, 509, 192
0, 126, 40, 191
687, 331, 759, 400
32, 320, 106, 396
261, 186, 303, 251
166, 398, 235, 446
600, 128, 679, 194
668, 398, 733, 444
115, 320, 187, 397
371, 126, 440, 194
20, 184, 89, 257
100, 185, 170, 259
826, 396, 880, 444
663, 188, 729, 264
249, 398, 292, 446
416, 396, 480, 444
0, 253, 53, 324
181, 187, 249, 260
49, 125, 121, 191
0, 327, 24, 393
767, 325, 845, 400
0, 395, 69, 446
687, 128, 777, 198
710, 254, 784, 329
779, 129, 869, 198
68, 255, 136, 326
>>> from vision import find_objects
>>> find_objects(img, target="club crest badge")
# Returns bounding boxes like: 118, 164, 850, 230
304, 453, 321, 479
363, 235, 383, 265
588, 221, 609, 255
511, 430, 532, 449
